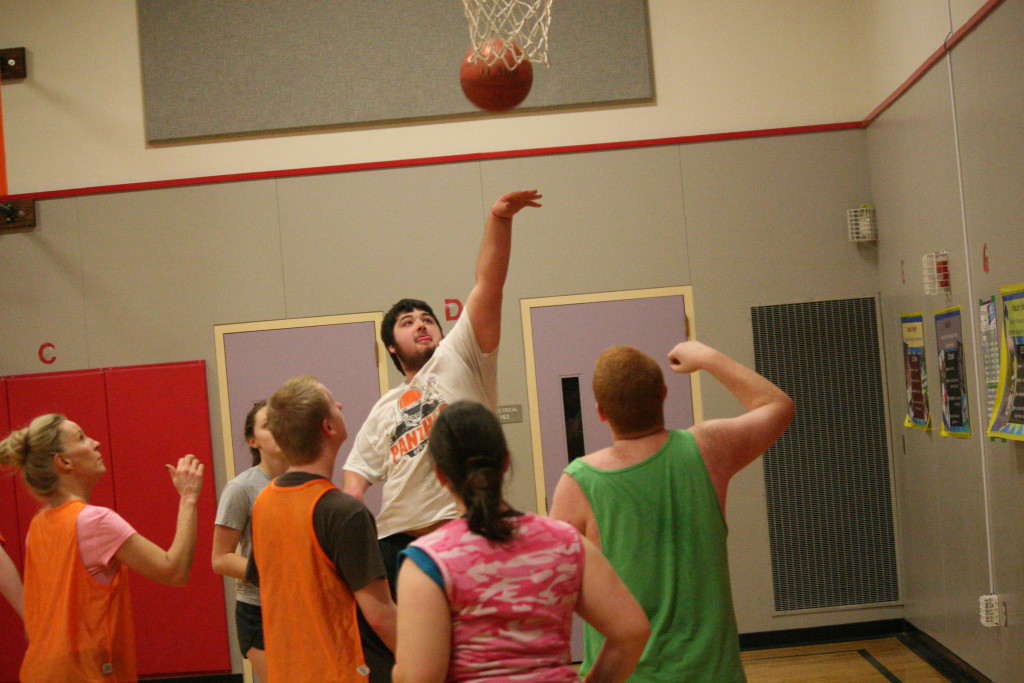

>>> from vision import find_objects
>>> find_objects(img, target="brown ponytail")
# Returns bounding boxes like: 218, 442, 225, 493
429, 402, 516, 543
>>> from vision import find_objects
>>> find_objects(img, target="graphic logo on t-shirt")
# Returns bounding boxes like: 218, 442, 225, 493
389, 384, 446, 463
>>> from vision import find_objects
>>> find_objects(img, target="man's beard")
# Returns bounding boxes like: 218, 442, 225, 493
398, 344, 438, 374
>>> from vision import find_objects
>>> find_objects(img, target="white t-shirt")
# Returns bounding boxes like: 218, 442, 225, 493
344, 309, 498, 538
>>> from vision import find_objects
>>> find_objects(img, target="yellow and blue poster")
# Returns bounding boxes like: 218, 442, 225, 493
979, 296, 1000, 424
987, 283, 1024, 440
935, 306, 970, 437
901, 312, 930, 430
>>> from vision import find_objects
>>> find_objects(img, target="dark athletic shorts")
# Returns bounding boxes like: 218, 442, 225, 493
235, 600, 265, 656
378, 532, 418, 600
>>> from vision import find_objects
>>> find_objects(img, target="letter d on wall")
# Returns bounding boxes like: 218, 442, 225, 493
445, 299, 463, 321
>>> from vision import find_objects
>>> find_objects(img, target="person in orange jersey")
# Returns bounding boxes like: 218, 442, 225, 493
247, 376, 396, 683
0, 414, 203, 682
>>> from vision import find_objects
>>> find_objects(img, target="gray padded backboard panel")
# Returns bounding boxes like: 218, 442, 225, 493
137, 0, 654, 142
752, 297, 900, 612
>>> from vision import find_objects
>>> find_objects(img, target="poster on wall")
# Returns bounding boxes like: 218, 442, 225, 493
979, 296, 1000, 424
987, 283, 1024, 440
934, 306, 970, 437
901, 312, 930, 430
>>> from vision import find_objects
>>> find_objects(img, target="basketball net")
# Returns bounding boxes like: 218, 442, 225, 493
461, 0, 552, 67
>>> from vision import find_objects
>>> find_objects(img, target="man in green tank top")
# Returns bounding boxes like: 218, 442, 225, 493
550, 341, 794, 682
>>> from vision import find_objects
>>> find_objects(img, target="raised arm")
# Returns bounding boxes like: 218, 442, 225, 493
464, 189, 542, 353
669, 341, 794, 510
115, 454, 203, 586
575, 536, 650, 682
0, 542, 23, 619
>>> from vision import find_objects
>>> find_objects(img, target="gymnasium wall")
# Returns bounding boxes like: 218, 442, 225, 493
859, 0, 989, 107
1, 0, 1018, 679
0, 124, 892, 646
867, 1, 1024, 680
0, 0, 974, 196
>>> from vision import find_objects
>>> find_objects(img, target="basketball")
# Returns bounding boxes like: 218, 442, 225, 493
459, 38, 533, 112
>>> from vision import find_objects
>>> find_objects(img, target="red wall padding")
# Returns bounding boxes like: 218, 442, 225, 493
104, 361, 230, 677
0, 380, 26, 683
2, 370, 118, 683
0, 362, 230, 681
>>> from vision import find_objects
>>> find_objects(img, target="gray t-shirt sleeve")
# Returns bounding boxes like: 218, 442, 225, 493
214, 479, 251, 530
313, 490, 387, 593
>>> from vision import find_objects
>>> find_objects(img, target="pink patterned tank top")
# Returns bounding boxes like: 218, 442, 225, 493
411, 512, 584, 682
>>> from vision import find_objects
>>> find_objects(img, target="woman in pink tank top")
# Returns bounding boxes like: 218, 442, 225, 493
392, 401, 649, 683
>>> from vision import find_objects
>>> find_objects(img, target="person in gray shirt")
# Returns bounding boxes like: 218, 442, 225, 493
212, 400, 287, 683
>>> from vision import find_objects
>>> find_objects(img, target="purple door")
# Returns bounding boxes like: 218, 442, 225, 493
529, 293, 694, 509
220, 319, 385, 514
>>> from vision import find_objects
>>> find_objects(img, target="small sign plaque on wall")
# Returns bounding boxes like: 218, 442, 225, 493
497, 405, 523, 424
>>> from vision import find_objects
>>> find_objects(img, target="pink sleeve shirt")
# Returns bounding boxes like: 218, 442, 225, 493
412, 513, 584, 682
77, 505, 137, 585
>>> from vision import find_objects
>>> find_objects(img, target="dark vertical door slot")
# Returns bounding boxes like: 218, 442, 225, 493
561, 376, 585, 463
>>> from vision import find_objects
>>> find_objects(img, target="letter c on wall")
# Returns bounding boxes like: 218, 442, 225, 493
38, 343, 56, 364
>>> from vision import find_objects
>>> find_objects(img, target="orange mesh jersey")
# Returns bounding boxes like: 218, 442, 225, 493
252, 478, 367, 682
21, 499, 137, 682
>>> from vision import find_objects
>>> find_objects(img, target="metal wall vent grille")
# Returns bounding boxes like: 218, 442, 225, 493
752, 297, 899, 612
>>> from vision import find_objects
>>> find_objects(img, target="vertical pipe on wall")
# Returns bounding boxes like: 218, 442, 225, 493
0, 76, 7, 196
943, 2, 995, 596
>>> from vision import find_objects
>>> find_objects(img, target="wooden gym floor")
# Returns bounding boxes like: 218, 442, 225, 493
741, 636, 984, 682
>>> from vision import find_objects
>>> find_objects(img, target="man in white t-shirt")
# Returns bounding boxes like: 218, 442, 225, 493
342, 189, 542, 593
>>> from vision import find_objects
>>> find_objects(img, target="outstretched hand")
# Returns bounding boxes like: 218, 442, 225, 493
165, 453, 203, 502
491, 190, 542, 219
668, 340, 714, 374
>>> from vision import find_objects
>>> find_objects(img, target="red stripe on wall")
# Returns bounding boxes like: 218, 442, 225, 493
1, 122, 865, 202
863, 0, 1005, 123
0, 0, 1005, 202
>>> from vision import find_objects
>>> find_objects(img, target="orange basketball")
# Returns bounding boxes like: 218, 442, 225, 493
459, 38, 533, 112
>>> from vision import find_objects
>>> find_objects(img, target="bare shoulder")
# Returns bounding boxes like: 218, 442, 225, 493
550, 471, 588, 518
688, 420, 730, 475
549, 470, 600, 547
687, 421, 714, 457
580, 447, 614, 469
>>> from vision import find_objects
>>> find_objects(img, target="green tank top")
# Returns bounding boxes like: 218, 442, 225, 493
565, 430, 746, 682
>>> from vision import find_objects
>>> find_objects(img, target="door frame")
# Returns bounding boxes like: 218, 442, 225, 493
521, 286, 701, 513
214, 312, 389, 480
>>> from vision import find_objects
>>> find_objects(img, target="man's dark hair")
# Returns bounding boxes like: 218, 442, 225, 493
381, 298, 441, 372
